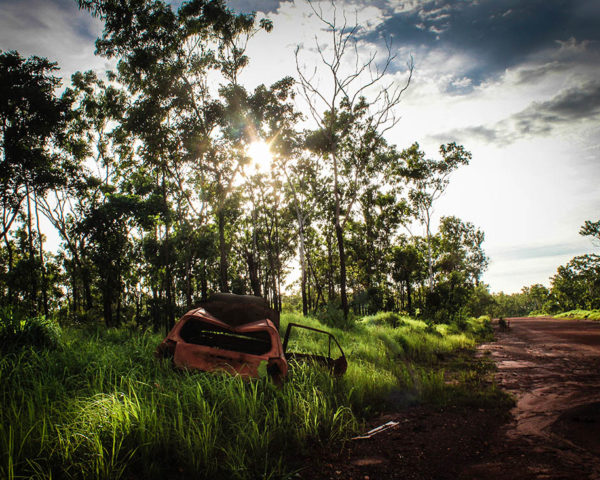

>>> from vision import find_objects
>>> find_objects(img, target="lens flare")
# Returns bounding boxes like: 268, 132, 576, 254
246, 140, 273, 173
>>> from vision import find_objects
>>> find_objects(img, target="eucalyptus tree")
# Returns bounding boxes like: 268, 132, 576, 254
240, 171, 296, 311
80, 0, 284, 301
390, 238, 423, 313
413, 216, 487, 322
402, 142, 471, 292
549, 219, 600, 311
36, 70, 131, 321
580, 219, 600, 245
519, 284, 550, 313
551, 255, 600, 311
295, 1, 413, 319
347, 174, 410, 310
237, 77, 300, 310
278, 152, 325, 315
436, 216, 487, 285
0, 50, 73, 314
76, 1, 272, 329
210, 76, 295, 293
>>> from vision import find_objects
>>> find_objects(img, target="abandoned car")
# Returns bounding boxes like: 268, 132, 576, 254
155, 293, 347, 382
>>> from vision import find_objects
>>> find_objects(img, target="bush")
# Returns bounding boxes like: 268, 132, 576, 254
317, 302, 355, 329
360, 311, 405, 328
0, 308, 62, 351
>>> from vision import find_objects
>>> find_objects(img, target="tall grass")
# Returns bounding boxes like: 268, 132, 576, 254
1, 312, 499, 479
0, 307, 61, 352
554, 309, 600, 321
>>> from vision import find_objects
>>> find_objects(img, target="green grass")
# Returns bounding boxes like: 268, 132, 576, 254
1, 312, 506, 479
553, 309, 600, 321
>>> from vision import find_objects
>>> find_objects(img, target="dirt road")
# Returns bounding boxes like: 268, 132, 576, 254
469, 316, 600, 479
299, 317, 600, 479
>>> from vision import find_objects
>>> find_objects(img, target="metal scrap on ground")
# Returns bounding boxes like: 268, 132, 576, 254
352, 421, 400, 440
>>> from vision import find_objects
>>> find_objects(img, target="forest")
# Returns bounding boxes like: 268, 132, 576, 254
2, 1, 600, 479
2, 0, 596, 334
0, 0, 491, 332
2, 0, 598, 333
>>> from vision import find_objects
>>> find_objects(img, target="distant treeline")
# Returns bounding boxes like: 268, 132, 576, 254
491, 221, 600, 317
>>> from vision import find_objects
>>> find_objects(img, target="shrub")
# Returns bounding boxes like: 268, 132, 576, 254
554, 309, 600, 321
0, 308, 62, 351
360, 311, 405, 328
317, 302, 355, 330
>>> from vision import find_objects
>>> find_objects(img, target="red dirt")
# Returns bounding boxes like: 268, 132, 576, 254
297, 317, 600, 479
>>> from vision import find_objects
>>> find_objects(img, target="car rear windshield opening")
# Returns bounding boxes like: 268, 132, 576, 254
180, 319, 272, 356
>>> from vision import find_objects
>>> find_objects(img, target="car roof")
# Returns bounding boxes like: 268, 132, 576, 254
198, 293, 280, 328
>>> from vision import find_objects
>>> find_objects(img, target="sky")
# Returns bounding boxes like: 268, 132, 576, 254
1, 0, 599, 293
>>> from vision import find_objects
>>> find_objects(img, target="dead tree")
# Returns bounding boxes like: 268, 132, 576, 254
295, 0, 413, 319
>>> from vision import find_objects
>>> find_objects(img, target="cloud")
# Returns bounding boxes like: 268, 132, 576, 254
0, 0, 109, 81
515, 81, 600, 129
491, 242, 592, 262
366, 0, 600, 86
226, 0, 287, 14
514, 61, 569, 84
430, 81, 600, 145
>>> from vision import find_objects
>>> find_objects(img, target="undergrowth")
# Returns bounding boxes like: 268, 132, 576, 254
553, 309, 600, 321
0, 307, 61, 352
1, 312, 505, 479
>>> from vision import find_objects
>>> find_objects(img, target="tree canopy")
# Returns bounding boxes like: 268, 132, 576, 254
0, 1, 499, 331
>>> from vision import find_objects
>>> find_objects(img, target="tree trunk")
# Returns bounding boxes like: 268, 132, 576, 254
200, 261, 208, 301
34, 195, 48, 317
25, 185, 35, 260
218, 209, 229, 292
164, 235, 174, 330
185, 254, 192, 309
406, 278, 413, 314
335, 221, 349, 319
426, 213, 434, 292
2, 229, 14, 305
364, 194, 375, 290
300, 233, 308, 316
71, 262, 79, 317
246, 250, 261, 297
306, 251, 324, 312
332, 145, 349, 320
296, 212, 308, 316
151, 286, 161, 332
103, 279, 113, 327
82, 266, 93, 311
274, 211, 282, 313
25, 184, 37, 312
116, 286, 122, 327
326, 233, 334, 301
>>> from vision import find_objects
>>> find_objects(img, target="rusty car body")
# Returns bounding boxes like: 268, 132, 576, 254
156, 293, 346, 382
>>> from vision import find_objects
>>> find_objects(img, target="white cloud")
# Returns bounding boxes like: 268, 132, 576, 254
0, 0, 111, 82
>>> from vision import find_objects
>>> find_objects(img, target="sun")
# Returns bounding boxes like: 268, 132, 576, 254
246, 140, 273, 174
